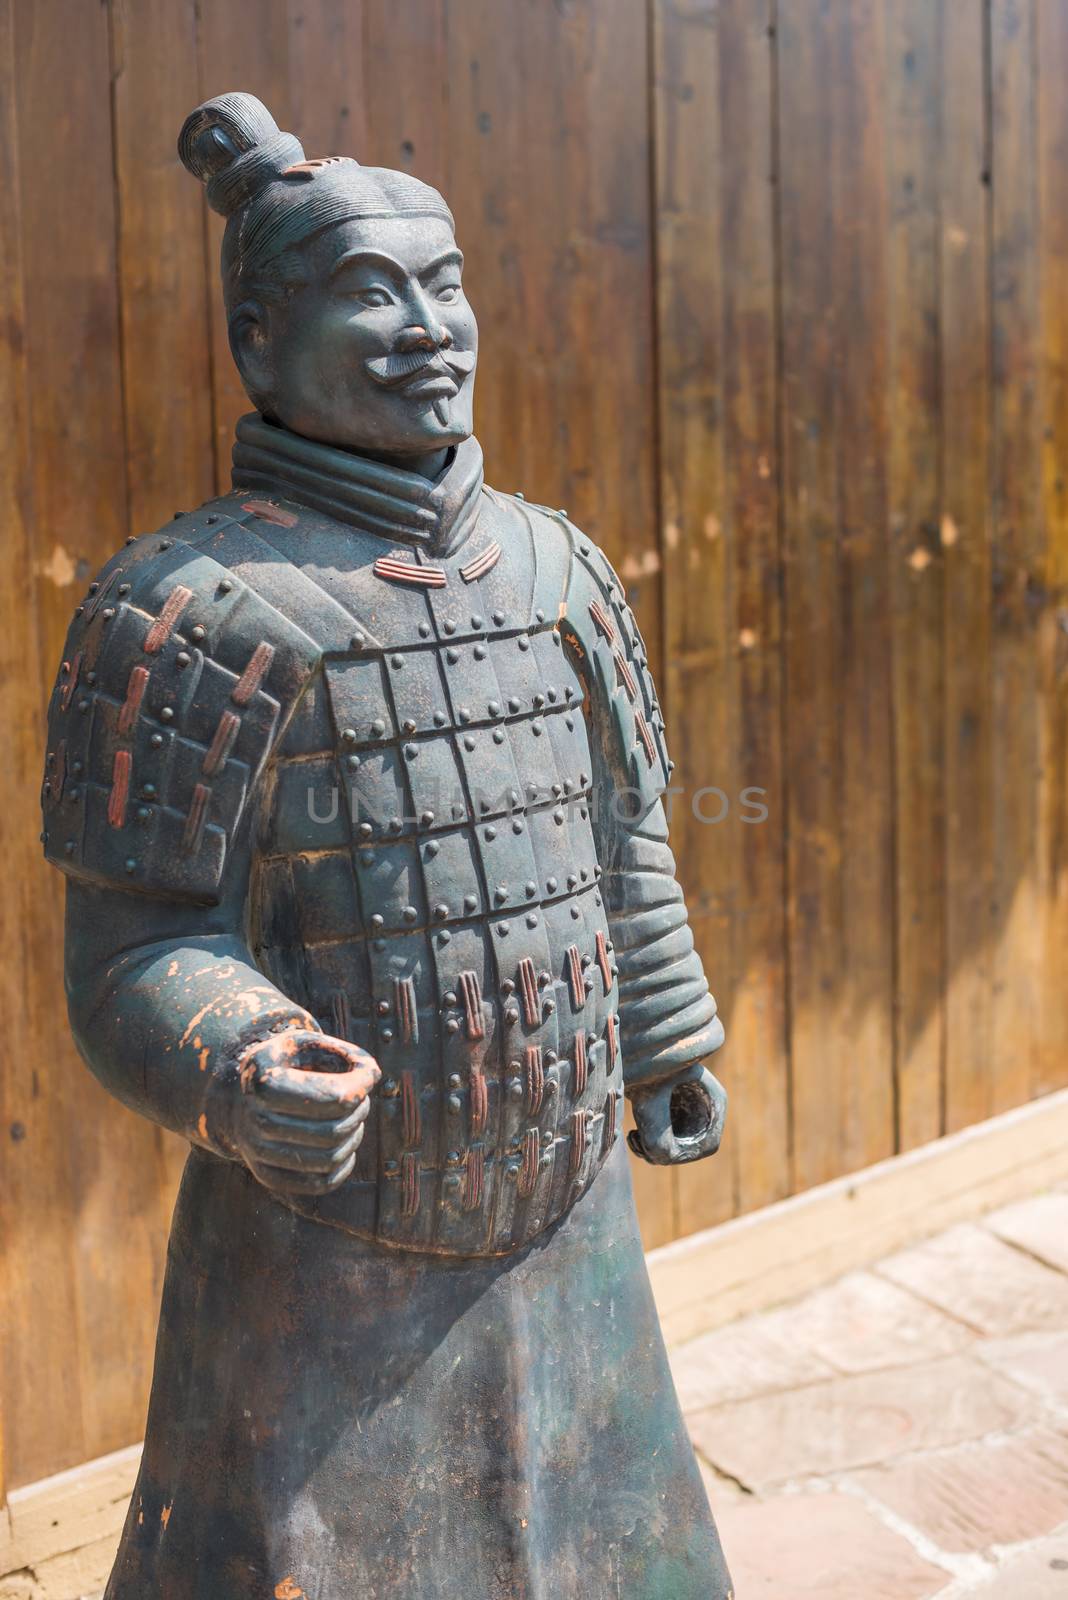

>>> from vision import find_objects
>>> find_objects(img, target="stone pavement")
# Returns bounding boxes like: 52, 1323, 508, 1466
673, 1190, 1068, 1598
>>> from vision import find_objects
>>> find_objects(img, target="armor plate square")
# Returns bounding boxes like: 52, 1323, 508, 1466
272, 756, 350, 851
353, 838, 428, 932
400, 734, 466, 830
385, 647, 451, 734
325, 656, 394, 745
291, 849, 362, 946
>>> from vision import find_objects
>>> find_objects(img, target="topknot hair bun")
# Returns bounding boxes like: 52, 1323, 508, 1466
177, 92, 306, 219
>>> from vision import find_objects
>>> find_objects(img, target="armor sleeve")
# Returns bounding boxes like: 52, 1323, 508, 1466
64, 880, 318, 1156
41, 529, 320, 903
557, 520, 724, 1090
604, 802, 724, 1087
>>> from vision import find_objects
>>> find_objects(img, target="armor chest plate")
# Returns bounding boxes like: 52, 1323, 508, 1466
252, 583, 622, 1256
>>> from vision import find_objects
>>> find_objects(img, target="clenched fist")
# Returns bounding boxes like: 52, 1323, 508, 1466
224, 1029, 380, 1197
627, 1062, 727, 1167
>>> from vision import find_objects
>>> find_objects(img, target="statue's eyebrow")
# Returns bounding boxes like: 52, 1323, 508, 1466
418, 248, 464, 281
329, 247, 464, 285
329, 248, 407, 284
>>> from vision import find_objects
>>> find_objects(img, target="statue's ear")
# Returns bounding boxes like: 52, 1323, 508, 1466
228, 299, 274, 407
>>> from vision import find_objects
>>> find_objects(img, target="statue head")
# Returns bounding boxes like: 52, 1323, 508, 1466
178, 93, 477, 461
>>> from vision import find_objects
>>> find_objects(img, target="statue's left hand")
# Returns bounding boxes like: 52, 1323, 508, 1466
225, 1030, 381, 1196
626, 1062, 727, 1166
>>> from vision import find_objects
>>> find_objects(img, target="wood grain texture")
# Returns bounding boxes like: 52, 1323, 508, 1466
3, 0, 1068, 1491
778, 0, 896, 1191
4, 0, 167, 1490
884, 0, 946, 1151
941, 0, 995, 1135
653, 0, 788, 1234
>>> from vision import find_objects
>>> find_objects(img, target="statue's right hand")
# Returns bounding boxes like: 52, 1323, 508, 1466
227, 1030, 381, 1197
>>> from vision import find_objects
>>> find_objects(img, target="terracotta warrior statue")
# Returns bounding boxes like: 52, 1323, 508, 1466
41, 92, 732, 1598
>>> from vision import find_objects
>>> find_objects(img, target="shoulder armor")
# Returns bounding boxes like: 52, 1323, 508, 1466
41, 504, 321, 902
484, 490, 572, 620
557, 518, 671, 816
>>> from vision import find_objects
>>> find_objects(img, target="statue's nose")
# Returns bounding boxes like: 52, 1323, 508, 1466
397, 323, 453, 353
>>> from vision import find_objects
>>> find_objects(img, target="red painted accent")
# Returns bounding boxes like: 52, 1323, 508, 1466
282, 157, 345, 177
52, 740, 67, 805
401, 1071, 421, 1147
595, 930, 612, 993
518, 1129, 539, 1198
201, 710, 241, 776
143, 585, 193, 654
589, 599, 616, 644
517, 958, 539, 1027
606, 1012, 618, 1068
566, 944, 584, 1010
241, 499, 298, 527
459, 971, 484, 1040
394, 975, 418, 1044
524, 1045, 544, 1115
575, 1036, 589, 1099
373, 556, 447, 588
107, 750, 132, 829
117, 665, 150, 735
401, 1151, 420, 1217
231, 641, 275, 706
569, 1109, 589, 1177
635, 710, 656, 766
459, 541, 501, 583
614, 650, 638, 702
60, 652, 82, 712
182, 782, 212, 853
604, 1091, 618, 1150
464, 1144, 485, 1211
470, 1069, 488, 1136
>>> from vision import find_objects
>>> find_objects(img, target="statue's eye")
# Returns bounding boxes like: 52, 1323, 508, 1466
436, 284, 461, 304
356, 286, 393, 309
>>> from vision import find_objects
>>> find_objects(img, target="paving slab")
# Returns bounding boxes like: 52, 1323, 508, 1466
878, 1223, 1068, 1336
974, 1330, 1068, 1411
688, 1355, 1029, 1490
775, 1268, 975, 1373
670, 1308, 835, 1412
850, 1427, 1068, 1554
985, 1193, 1068, 1276
713, 1491, 953, 1598
958, 1521, 1068, 1598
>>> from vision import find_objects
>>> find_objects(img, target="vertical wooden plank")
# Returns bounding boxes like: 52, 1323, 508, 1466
7, 0, 135, 1486
1034, 0, 1068, 1101
111, 0, 215, 532
884, 0, 945, 1149
653, 0, 788, 1235
0, 0, 86, 1494
287, 0, 369, 159
362, 0, 446, 188
941, 0, 995, 1133
778, 0, 896, 1192
988, 0, 1043, 1117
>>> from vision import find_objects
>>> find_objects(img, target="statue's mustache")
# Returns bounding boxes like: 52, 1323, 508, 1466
364, 347, 477, 388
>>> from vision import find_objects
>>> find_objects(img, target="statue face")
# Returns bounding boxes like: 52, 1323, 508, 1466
233, 215, 478, 458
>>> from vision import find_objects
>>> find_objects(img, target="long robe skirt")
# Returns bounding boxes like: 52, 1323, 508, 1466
105, 1139, 732, 1599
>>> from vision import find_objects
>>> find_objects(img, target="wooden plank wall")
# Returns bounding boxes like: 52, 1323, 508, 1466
2, 0, 1066, 1493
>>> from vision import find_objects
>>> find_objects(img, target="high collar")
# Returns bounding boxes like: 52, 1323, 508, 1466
231, 413, 486, 556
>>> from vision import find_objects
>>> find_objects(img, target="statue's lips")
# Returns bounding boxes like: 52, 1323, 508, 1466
364, 348, 476, 395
